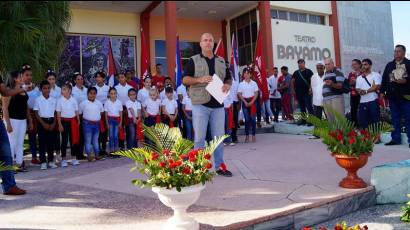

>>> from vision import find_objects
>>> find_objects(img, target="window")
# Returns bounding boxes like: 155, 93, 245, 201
278, 10, 288, 20
271, 9, 325, 25
271, 9, 278, 19
229, 9, 258, 66
298, 13, 307, 22
154, 40, 206, 76
289, 12, 298, 21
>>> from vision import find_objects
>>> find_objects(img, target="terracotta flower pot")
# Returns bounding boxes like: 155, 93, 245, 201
332, 153, 371, 189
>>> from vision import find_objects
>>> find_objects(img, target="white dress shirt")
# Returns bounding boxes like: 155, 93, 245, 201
161, 98, 178, 115
56, 96, 78, 118
104, 99, 123, 117
137, 87, 150, 104
311, 73, 325, 106
143, 98, 161, 115
79, 100, 104, 121
72, 85, 88, 105
50, 85, 61, 100
267, 75, 281, 99
238, 80, 259, 98
115, 83, 133, 106
126, 100, 142, 118
182, 96, 192, 111
33, 95, 56, 118
95, 84, 110, 104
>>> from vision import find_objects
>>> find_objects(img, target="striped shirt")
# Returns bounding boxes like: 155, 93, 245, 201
322, 68, 345, 100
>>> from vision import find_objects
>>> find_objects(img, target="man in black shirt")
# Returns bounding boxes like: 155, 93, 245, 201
0, 74, 27, 195
292, 59, 314, 125
183, 33, 233, 177
380, 45, 410, 147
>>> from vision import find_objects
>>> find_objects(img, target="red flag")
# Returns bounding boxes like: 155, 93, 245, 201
214, 38, 225, 59
140, 28, 150, 82
107, 40, 117, 87
254, 30, 269, 101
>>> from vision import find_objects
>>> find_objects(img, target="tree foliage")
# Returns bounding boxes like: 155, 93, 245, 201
0, 1, 71, 82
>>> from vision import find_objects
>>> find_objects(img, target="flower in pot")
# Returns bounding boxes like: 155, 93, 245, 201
114, 123, 227, 230
302, 108, 391, 189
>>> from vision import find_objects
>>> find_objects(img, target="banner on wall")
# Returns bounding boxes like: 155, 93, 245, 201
58, 36, 81, 86
111, 37, 135, 73
81, 36, 109, 86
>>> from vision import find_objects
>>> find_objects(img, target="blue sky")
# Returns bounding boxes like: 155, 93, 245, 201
391, 1, 410, 56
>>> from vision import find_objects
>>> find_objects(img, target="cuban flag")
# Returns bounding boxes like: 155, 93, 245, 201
230, 34, 240, 101
230, 34, 240, 84
175, 36, 183, 88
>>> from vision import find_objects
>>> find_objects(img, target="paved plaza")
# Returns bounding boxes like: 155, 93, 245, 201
1, 133, 409, 229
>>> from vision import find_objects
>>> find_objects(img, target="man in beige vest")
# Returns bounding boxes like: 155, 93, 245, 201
183, 33, 233, 177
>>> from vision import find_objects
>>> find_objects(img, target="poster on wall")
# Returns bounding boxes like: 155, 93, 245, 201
58, 35, 81, 86
111, 37, 136, 73
82, 36, 109, 86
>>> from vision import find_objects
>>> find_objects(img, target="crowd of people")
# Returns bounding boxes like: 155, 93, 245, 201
1, 32, 410, 196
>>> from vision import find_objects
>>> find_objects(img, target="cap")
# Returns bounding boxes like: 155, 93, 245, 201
316, 61, 324, 66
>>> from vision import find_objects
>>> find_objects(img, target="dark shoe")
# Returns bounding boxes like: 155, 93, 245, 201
297, 120, 305, 126
4, 186, 26, 195
77, 155, 87, 160
216, 169, 233, 177
16, 165, 28, 173
257, 122, 262, 128
99, 151, 108, 156
385, 141, 400, 146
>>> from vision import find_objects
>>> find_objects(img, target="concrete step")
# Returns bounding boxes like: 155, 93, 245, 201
220, 187, 376, 230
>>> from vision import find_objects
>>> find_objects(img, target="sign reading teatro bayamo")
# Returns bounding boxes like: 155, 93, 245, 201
271, 19, 335, 71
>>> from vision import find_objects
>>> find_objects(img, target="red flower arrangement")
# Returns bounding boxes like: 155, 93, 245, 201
114, 123, 228, 192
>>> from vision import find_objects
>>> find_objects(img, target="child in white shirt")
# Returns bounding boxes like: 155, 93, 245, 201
126, 88, 142, 148
34, 80, 58, 170
182, 87, 193, 141
104, 88, 123, 153
79, 87, 104, 161
143, 88, 161, 127
161, 86, 178, 128
56, 83, 80, 167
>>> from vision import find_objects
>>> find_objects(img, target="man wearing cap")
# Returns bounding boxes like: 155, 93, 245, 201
183, 33, 233, 177
292, 59, 314, 125
311, 61, 325, 120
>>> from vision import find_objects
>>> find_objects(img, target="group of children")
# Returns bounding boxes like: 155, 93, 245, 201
3, 63, 261, 172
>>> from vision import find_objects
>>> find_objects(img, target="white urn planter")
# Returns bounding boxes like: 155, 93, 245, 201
152, 184, 205, 230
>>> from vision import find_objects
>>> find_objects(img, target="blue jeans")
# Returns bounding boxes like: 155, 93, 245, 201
224, 109, 232, 143
83, 120, 100, 156
127, 123, 138, 149
242, 103, 256, 136
358, 100, 380, 129
108, 117, 119, 152
0, 121, 16, 192
184, 111, 193, 141
389, 98, 410, 143
192, 105, 224, 170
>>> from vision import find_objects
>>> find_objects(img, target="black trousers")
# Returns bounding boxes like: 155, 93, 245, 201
38, 118, 57, 163
60, 120, 80, 159
313, 105, 323, 120
98, 131, 108, 153
350, 95, 360, 127
270, 98, 282, 121
231, 101, 240, 143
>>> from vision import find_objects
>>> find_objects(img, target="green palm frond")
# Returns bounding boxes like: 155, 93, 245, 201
204, 135, 229, 156
0, 162, 17, 172
0, 1, 71, 81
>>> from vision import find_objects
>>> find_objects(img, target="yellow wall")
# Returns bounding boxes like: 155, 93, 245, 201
149, 16, 221, 71
68, 8, 139, 36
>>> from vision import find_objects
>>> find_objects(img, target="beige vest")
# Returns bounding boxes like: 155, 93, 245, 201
189, 54, 226, 105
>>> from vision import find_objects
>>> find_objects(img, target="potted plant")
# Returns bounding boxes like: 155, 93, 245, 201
114, 123, 227, 230
302, 108, 391, 189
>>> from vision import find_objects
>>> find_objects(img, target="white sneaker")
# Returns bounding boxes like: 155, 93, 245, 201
71, 159, 80, 166
61, 160, 68, 167
229, 142, 236, 146
40, 163, 47, 170
48, 162, 58, 169
223, 143, 227, 146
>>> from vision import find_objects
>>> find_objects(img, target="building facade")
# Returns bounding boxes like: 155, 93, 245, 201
62, 1, 393, 84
